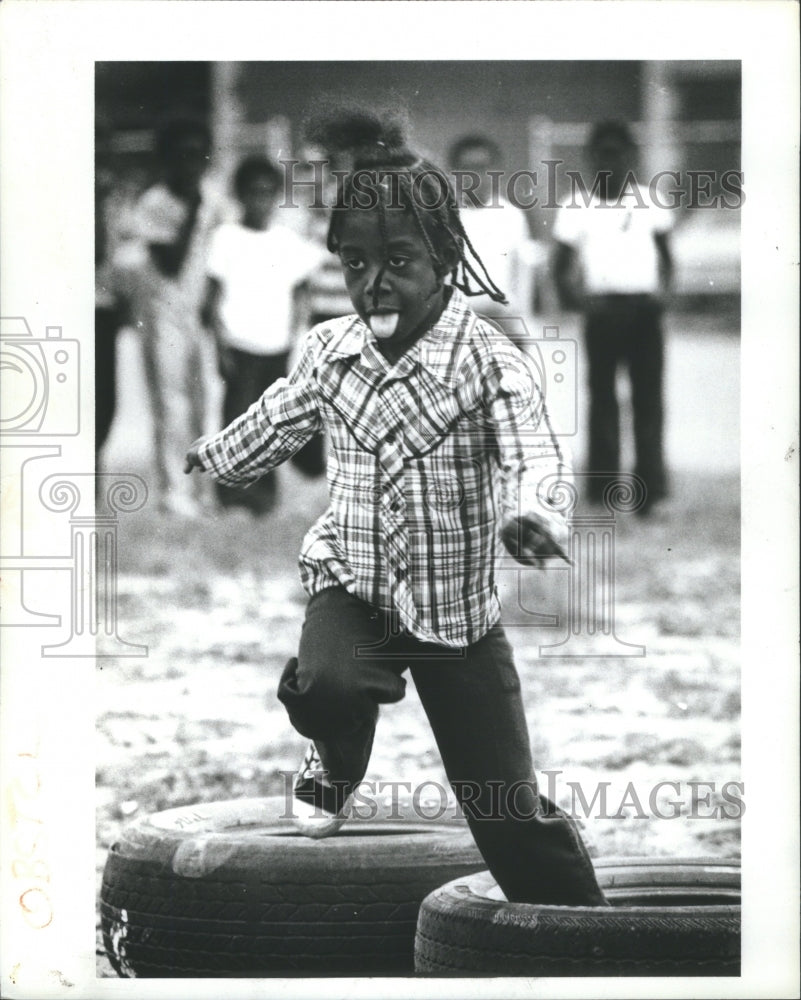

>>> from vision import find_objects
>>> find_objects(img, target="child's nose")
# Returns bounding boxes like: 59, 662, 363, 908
364, 263, 390, 302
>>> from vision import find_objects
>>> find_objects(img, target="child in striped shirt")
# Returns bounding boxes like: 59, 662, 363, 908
185, 110, 607, 906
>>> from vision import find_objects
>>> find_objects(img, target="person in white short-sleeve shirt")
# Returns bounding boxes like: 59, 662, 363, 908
202, 155, 327, 513
553, 121, 674, 515
448, 135, 534, 347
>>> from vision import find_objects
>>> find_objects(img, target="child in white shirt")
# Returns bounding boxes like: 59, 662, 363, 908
202, 156, 326, 513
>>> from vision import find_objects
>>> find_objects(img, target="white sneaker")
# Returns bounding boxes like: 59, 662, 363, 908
292, 742, 354, 839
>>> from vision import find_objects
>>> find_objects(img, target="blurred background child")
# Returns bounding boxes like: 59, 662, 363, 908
131, 119, 227, 518
202, 155, 326, 514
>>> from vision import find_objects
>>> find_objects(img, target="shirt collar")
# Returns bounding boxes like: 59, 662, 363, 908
325, 288, 475, 387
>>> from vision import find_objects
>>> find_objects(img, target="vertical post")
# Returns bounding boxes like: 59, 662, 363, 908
210, 62, 243, 185
641, 62, 681, 183
265, 115, 292, 163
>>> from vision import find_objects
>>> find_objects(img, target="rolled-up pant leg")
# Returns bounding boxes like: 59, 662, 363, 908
277, 587, 407, 787
411, 626, 607, 906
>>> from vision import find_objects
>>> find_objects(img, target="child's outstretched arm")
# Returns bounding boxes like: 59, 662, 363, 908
485, 346, 571, 568
185, 330, 323, 487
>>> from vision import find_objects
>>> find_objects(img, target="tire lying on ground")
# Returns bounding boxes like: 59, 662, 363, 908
101, 795, 483, 977
415, 857, 740, 977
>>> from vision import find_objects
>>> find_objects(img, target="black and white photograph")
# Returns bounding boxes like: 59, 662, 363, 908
0, 3, 798, 998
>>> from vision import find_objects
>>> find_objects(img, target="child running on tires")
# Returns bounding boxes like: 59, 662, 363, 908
185, 109, 608, 906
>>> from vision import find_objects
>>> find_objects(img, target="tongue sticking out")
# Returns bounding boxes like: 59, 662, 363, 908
369, 313, 400, 339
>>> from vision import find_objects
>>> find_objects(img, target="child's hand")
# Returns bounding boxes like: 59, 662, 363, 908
184, 437, 209, 475
501, 515, 571, 568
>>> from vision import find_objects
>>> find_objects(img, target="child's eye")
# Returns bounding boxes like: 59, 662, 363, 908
342, 257, 365, 272
388, 255, 409, 269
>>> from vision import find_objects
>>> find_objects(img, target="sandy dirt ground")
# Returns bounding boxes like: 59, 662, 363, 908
96, 312, 740, 976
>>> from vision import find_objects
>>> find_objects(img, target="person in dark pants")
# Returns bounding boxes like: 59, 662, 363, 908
186, 109, 608, 907
201, 155, 325, 513
552, 121, 674, 514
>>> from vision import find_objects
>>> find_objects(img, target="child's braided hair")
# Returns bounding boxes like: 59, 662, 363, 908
303, 105, 508, 306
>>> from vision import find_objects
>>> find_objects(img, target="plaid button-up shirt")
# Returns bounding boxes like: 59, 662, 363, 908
199, 289, 568, 648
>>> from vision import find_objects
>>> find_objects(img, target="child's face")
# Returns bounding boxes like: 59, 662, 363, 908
590, 138, 635, 185
166, 134, 210, 194
240, 176, 279, 228
452, 144, 495, 206
337, 209, 450, 354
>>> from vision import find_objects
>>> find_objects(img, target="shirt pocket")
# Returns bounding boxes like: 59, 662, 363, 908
400, 375, 485, 460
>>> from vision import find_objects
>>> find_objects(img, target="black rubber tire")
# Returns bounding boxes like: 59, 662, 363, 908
101, 795, 484, 977
415, 857, 741, 977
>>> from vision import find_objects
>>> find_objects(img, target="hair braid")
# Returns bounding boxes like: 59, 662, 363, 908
404, 174, 443, 273
451, 213, 508, 304
438, 219, 480, 296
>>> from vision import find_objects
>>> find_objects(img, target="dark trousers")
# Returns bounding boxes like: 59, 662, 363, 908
278, 587, 607, 906
216, 349, 288, 512
584, 294, 667, 506
95, 306, 120, 456
216, 347, 325, 514
217, 348, 325, 513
